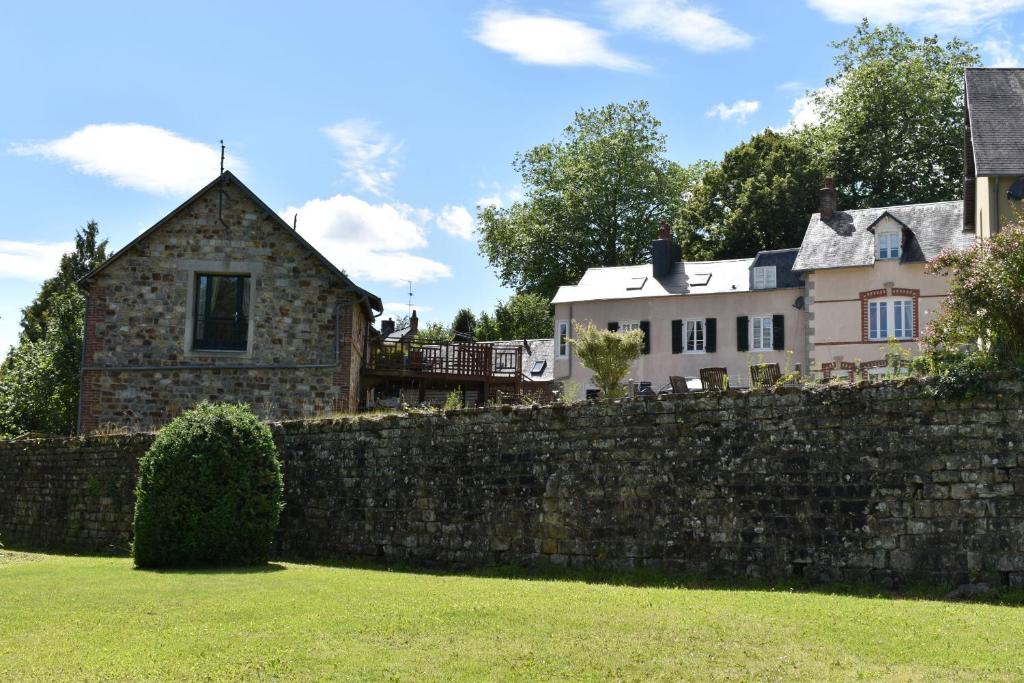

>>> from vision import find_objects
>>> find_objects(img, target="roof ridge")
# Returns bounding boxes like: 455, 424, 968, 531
813, 199, 962, 216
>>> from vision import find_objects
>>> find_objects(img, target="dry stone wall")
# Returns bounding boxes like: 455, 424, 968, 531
3, 379, 1024, 587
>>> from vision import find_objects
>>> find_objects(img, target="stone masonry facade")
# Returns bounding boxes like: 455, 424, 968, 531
4, 378, 1024, 587
79, 174, 371, 433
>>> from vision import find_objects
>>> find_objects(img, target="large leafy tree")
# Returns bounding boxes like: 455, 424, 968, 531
0, 221, 108, 437
814, 20, 980, 208
678, 130, 823, 259
478, 100, 687, 299
475, 293, 553, 341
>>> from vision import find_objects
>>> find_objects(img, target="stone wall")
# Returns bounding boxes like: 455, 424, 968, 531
79, 174, 370, 433
4, 379, 1024, 587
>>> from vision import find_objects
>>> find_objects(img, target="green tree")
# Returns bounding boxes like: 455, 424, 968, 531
679, 130, 823, 259
568, 321, 644, 399
474, 293, 553, 341
414, 321, 454, 345
925, 225, 1024, 365
450, 308, 477, 342
814, 20, 980, 208
478, 100, 687, 299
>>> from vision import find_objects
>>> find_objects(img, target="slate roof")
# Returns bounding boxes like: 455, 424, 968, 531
965, 68, 1024, 176
478, 338, 554, 382
792, 201, 970, 272
750, 248, 804, 289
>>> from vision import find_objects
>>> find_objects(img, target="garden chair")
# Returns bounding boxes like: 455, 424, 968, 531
699, 367, 729, 391
669, 375, 690, 394
750, 363, 781, 389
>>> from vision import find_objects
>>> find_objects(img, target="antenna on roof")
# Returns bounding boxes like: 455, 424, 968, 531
404, 279, 413, 317
293, 213, 298, 231
220, 140, 225, 175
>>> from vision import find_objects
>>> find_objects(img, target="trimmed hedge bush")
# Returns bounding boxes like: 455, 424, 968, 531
132, 403, 284, 568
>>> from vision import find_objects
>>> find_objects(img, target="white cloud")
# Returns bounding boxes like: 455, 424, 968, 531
807, 0, 1024, 28
381, 302, 433, 319
0, 240, 73, 280
281, 194, 451, 285
706, 99, 760, 122
10, 124, 240, 195
473, 10, 645, 70
476, 182, 524, 209
604, 0, 751, 52
984, 38, 1022, 66
435, 205, 475, 240
777, 80, 805, 92
323, 119, 402, 196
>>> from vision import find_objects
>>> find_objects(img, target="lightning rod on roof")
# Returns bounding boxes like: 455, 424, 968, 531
220, 140, 225, 175
293, 213, 298, 231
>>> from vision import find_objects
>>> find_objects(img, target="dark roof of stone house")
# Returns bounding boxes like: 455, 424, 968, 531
477, 338, 554, 382
965, 68, 1024, 176
792, 201, 971, 272
749, 248, 804, 289
78, 171, 383, 317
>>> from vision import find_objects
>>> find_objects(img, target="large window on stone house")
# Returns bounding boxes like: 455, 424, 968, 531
193, 274, 251, 350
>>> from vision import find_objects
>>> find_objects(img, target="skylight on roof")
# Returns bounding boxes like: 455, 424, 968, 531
531, 360, 547, 376
690, 273, 712, 286
626, 276, 647, 290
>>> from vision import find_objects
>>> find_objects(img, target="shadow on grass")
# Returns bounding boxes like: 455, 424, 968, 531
139, 562, 287, 575
283, 555, 1024, 607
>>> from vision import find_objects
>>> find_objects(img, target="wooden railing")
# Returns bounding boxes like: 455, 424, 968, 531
365, 341, 522, 380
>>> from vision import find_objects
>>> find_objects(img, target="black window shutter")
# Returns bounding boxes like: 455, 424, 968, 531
736, 316, 749, 352
772, 314, 785, 350
639, 320, 650, 354
705, 318, 717, 353
671, 320, 683, 354
607, 321, 619, 332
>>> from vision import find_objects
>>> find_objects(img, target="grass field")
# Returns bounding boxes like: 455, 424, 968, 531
2, 552, 1023, 681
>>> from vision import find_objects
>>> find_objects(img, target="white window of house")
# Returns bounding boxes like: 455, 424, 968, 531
685, 319, 705, 353
621, 321, 641, 332
876, 231, 901, 259
556, 320, 569, 358
752, 266, 777, 289
868, 298, 914, 340
751, 315, 773, 351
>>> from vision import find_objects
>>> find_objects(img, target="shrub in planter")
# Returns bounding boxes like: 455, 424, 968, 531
132, 402, 283, 568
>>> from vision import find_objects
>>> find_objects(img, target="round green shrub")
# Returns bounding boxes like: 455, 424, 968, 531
132, 402, 284, 568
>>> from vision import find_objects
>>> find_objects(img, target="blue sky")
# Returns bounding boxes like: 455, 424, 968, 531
2, 0, 1023, 353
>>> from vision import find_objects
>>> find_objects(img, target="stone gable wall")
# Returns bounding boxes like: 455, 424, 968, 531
80, 178, 368, 433
5, 379, 1024, 587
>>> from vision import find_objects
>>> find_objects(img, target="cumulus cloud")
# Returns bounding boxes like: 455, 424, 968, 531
604, 0, 751, 52
0, 240, 73, 280
476, 182, 524, 209
984, 38, 1022, 67
806, 0, 1024, 28
706, 99, 760, 122
9, 124, 240, 195
435, 205, 475, 240
323, 119, 402, 196
281, 195, 450, 285
473, 10, 644, 70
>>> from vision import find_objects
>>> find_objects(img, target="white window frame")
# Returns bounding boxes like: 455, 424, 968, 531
684, 319, 705, 353
556, 320, 569, 358
752, 266, 777, 289
868, 297, 914, 341
876, 231, 901, 260
620, 320, 641, 333
751, 315, 773, 352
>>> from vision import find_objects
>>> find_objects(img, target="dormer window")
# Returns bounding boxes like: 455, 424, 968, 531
752, 266, 776, 289
876, 231, 901, 260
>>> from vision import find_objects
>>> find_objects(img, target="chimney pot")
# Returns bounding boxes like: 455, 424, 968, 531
658, 221, 671, 241
410, 310, 418, 335
819, 177, 837, 221
381, 317, 395, 336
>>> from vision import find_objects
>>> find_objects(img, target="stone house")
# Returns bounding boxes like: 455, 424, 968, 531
77, 171, 382, 434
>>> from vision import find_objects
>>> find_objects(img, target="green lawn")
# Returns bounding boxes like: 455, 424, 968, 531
1, 553, 1022, 681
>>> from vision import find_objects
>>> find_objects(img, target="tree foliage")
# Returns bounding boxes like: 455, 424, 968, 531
568, 321, 644, 399
478, 100, 686, 298
925, 225, 1024, 366
132, 402, 284, 568
450, 308, 477, 342
414, 321, 454, 345
813, 20, 980, 208
474, 293, 553, 341
678, 130, 823, 259
0, 221, 108, 438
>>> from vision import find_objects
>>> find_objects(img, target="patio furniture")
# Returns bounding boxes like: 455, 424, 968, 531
699, 367, 729, 391
669, 375, 690, 394
750, 362, 782, 389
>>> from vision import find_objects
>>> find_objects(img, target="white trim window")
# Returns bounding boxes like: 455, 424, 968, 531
556, 320, 569, 358
752, 266, 776, 289
620, 321, 641, 333
751, 315, 773, 351
868, 298, 914, 340
876, 231, 901, 259
685, 319, 705, 353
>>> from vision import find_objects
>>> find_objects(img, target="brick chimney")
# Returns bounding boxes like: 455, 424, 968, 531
819, 177, 837, 221
651, 221, 681, 279
380, 318, 395, 336
409, 310, 419, 335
